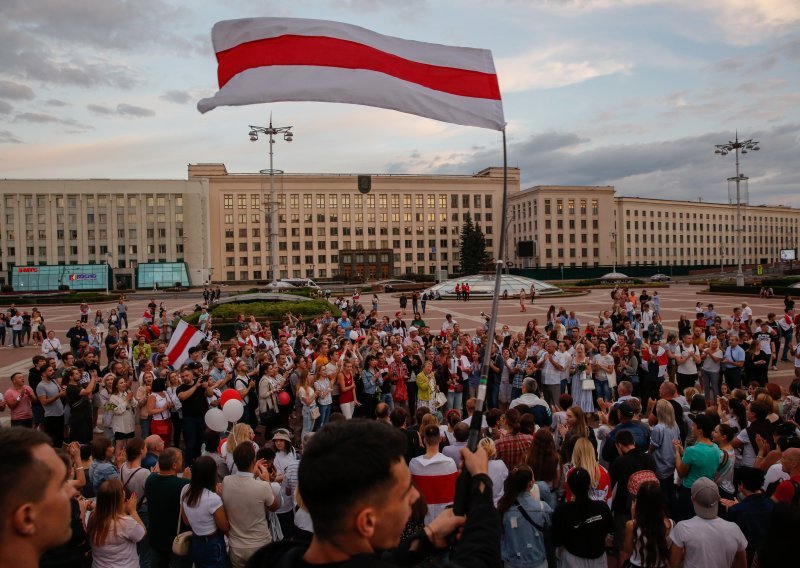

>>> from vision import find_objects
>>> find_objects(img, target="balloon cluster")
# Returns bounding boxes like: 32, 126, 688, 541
204, 389, 244, 432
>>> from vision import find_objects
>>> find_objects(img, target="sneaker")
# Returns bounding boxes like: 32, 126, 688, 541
772, 365, 778, 371
93, 427, 104, 434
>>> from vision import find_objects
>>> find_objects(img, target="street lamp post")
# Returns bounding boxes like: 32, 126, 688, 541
610, 231, 617, 273
105, 253, 113, 294
504, 212, 516, 275
249, 117, 294, 285
715, 133, 759, 287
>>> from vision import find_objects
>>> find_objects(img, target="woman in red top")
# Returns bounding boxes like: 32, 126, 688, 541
4, 372, 36, 427
337, 360, 357, 419
564, 438, 611, 504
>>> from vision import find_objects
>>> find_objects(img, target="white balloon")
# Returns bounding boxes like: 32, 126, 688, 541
205, 408, 228, 432
222, 399, 244, 423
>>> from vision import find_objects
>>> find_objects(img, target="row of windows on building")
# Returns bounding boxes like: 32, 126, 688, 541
625, 220, 797, 234
3, 244, 184, 258
623, 208, 798, 224
221, 210, 495, 226
2, 211, 185, 230
3, 194, 184, 209
222, 193, 494, 210
4, 226, 184, 243
621, 247, 784, 258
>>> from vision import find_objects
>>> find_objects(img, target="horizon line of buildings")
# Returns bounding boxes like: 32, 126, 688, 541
0, 163, 797, 290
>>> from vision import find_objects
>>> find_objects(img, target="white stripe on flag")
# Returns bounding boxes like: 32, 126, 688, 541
198, 17, 504, 131
166, 320, 203, 368
210, 17, 498, 73
198, 66, 504, 131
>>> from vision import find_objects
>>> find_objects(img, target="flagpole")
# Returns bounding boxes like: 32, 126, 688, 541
454, 126, 508, 515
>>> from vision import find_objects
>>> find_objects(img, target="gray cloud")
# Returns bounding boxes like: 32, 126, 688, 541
0, 0, 197, 90
87, 103, 155, 117
0, 79, 34, 100
2, 0, 189, 51
0, 101, 13, 114
44, 98, 69, 107
389, 124, 800, 208
87, 104, 114, 115
0, 129, 22, 143
116, 103, 155, 117
159, 90, 192, 104
13, 111, 92, 130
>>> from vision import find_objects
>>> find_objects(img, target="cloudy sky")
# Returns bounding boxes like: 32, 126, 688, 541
1, 0, 798, 207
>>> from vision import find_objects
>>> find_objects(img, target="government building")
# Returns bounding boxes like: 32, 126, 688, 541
0, 164, 797, 290
508, 186, 800, 270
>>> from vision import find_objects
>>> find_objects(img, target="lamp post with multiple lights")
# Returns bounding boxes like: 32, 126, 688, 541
249, 118, 293, 285
715, 134, 759, 287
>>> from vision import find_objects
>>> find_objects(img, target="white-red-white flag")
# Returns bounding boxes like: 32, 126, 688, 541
166, 320, 204, 368
197, 17, 505, 131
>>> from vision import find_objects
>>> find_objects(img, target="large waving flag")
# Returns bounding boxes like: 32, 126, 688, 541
166, 320, 204, 368
197, 17, 504, 131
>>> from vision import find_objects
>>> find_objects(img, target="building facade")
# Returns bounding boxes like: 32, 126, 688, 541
509, 186, 800, 269
2, 171, 798, 289
193, 164, 517, 282
0, 179, 210, 289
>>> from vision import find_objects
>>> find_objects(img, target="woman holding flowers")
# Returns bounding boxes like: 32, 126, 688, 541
570, 342, 595, 413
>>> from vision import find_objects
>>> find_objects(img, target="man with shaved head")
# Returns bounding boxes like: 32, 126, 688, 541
0, 428, 76, 568
771, 447, 800, 504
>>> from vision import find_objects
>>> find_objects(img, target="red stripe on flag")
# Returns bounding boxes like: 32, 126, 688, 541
167, 323, 199, 366
216, 35, 501, 101
412, 472, 458, 504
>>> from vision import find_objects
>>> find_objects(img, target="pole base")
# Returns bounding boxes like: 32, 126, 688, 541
735, 273, 744, 287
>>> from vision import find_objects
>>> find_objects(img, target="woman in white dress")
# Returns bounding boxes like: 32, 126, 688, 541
569, 343, 595, 413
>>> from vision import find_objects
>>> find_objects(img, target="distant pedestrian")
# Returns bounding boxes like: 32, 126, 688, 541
399, 293, 408, 315
519, 289, 527, 312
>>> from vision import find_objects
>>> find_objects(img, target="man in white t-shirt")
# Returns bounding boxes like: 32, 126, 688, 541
670, 478, 747, 568
741, 302, 753, 331
222, 442, 280, 568
675, 335, 700, 394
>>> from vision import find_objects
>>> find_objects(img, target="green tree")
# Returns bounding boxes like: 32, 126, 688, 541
459, 212, 490, 275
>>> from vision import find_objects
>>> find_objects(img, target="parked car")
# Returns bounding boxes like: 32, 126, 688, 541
649, 273, 671, 282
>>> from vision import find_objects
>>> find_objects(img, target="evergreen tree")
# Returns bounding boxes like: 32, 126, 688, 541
459, 213, 490, 275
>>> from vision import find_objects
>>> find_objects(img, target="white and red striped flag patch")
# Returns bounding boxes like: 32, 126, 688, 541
197, 17, 505, 131
166, 320, 204, 368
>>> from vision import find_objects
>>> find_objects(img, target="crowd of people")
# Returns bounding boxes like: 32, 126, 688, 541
1, 286, 800, 568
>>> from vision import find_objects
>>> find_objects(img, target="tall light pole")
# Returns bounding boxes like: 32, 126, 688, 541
105, 253, 112, 294
715, 133, 759, 287
249, 117, 293, 285
610, 231, 617, 273
504, 211, 516, 275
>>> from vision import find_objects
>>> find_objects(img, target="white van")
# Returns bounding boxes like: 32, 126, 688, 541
280, 278, 320, 289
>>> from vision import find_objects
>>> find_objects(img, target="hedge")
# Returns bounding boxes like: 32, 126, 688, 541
185, 299, 339, 324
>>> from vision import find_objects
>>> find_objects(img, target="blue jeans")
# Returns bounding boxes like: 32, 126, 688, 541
12, 329, 21, 347
182, 415, 205, 465
446, 391, 462, 414
189, 533, 228, 568
302, 405, 316, 436
381, 392, 394, 411
701, 369, 720, 401
782, 329, 793, 360
140, 418, 151, 439
594, 380, 611, 403
316, 403, 332, 429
